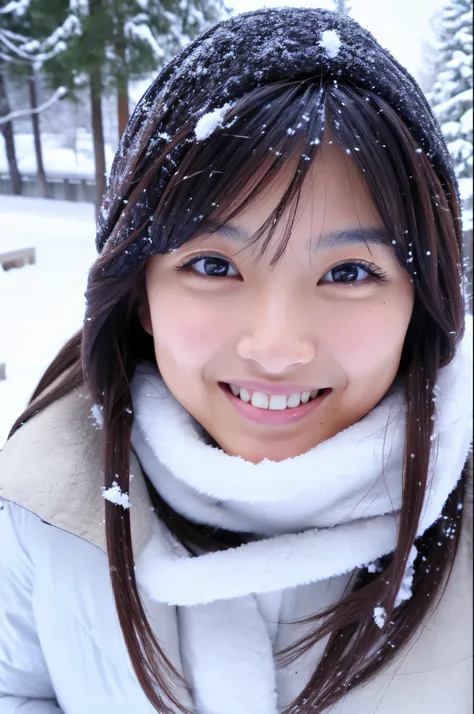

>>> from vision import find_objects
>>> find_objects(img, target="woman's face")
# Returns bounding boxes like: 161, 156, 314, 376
140, 139, 415, 463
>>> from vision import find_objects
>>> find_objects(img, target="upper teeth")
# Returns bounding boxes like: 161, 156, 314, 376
229, 384, 320, 410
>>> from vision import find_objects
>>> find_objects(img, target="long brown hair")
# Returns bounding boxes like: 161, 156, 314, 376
9, 79, 470, 713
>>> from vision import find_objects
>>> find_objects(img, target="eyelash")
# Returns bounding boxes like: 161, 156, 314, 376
175, 253, 390, 284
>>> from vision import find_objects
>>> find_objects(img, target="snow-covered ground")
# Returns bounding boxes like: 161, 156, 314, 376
0, 131, 116, 179
0, 195, 97, 447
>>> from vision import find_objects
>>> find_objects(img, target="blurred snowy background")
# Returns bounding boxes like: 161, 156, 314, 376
0, 0, 472, 446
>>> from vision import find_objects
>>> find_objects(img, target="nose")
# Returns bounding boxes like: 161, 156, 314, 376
236, 295, 316, 375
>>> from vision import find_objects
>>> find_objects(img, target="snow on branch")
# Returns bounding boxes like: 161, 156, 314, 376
0, 86, 67, 125
1, 28, 31, 43
0, 28, 70, 66
0, 28, 39, 62
41, 13, 82, 51
434, 88, 472, 117
0, 0, 30, 16
0, 4, 81, 68
124, 18, 165, 59
69, 0, 88, 12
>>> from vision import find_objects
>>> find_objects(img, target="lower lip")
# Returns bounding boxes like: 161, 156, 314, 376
220, 384, 332, 426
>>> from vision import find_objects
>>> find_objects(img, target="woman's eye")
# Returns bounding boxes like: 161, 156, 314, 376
321, 261, 387, 284
177, 256, 387, 283
182, 255, 240, 278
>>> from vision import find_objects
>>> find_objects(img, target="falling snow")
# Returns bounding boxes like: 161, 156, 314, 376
394, 545, 418, 607
102, 482, 130, 509
194, 102, 235, 141
90, 404, 104, 429
318, 29, 342, 59
373, 606, 387, 629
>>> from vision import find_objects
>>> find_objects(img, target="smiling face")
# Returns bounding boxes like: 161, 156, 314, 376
139, 139, 415, 463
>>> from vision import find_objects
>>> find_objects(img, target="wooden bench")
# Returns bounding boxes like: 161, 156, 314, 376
0, 248, 36, 380
0, 246, 36, 270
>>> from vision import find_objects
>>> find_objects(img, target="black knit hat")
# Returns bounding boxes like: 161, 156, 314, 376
96, 6, 457, 261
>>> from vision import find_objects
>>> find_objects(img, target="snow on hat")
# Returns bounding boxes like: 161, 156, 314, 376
95, 7, 457, 265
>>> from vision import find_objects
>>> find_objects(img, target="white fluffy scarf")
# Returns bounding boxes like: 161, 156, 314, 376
130, 315, 472, 714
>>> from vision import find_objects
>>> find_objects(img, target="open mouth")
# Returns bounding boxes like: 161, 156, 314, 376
220, 383, 332, 412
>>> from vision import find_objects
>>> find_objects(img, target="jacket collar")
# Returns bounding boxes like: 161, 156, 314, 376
0, 384, 153, 559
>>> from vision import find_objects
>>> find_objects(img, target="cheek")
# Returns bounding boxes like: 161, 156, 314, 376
330, 303, 411, 380
149, 290, 227, 372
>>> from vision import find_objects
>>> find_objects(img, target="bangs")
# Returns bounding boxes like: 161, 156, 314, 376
159, 81, 327, 266
102, 77, 459, 290
146, 79, 432, 272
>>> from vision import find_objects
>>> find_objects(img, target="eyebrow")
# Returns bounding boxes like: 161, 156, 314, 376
198, 220, 392, 253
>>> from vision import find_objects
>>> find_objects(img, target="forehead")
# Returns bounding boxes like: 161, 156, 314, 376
200, 139, 384, 254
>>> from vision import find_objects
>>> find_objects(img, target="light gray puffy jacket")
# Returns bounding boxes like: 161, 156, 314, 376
0, 387, 472, 713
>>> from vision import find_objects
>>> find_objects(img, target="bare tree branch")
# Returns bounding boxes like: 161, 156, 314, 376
0, 85, 66, 125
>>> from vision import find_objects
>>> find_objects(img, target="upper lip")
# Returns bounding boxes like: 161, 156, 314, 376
222, 380, 329, 396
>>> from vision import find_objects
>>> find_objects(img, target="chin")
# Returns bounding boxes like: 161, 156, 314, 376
225, 436, 324, 464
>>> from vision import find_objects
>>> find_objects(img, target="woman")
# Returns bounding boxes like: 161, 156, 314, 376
0, 7, 472, 714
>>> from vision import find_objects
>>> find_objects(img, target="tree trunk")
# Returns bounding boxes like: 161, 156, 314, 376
89, 68, 107, 217
117, 84, 129, 140
115, 17, 129, 139
28, 67, 47, 198
0, 73, 22, 195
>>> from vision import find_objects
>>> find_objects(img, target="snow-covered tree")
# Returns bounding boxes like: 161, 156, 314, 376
0, 0, 80, 71
428, 0, 472, 204
0, 72, 22, 193
333, 0, 352, 15
109, 0, 232, 137
1, 0, 232, 209
417, 7, 445, 94
0, 0, 73, 195
428, 0, 473, 303
38, 0, 231, 210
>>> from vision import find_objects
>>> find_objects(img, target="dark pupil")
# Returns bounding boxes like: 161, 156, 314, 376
204, 258, 229, 276
332, 264, 359, 282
